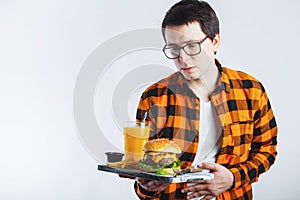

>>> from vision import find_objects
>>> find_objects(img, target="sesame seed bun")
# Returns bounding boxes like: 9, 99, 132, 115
143, 138, 181, 154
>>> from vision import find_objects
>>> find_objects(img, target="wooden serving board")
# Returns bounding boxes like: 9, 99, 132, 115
98, 165, 214, 183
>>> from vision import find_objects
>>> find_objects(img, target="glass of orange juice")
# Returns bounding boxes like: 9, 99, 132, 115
124, 121, 150, 162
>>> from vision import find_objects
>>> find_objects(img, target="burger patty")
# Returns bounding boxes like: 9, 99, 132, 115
158, 157, 174, 166
143, 155, 175, 167
143, 157, 156, 166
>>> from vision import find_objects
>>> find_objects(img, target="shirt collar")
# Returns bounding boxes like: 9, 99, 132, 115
214, 59, 231, 93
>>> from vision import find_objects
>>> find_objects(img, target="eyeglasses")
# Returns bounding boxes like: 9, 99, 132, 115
162, 36, 208, 59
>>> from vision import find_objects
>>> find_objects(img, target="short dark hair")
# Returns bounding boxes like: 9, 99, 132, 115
162, 0, 219, 42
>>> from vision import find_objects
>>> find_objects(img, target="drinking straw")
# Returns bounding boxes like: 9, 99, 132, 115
142, 111, 148, 123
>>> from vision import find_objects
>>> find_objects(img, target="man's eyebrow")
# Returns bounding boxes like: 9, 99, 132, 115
166, 40, 198, 46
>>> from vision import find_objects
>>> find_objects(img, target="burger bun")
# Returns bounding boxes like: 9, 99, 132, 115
143, 138, 181, 154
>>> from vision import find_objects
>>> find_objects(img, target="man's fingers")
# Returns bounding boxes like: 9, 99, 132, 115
201, 194, 215, 200
199, 162, 218, 171
187, 179, 210, 184
136, 178, 145, 184
186, 190, 211, 200
181, 183, 209, 193
119, 174, 135, 179
136, 178, 153, 187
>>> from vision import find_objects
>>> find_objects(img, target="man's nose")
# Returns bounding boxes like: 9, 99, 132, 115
178, 48, 189, 62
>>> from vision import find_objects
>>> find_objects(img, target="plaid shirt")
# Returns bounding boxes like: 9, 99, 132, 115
134, 60, 278, 200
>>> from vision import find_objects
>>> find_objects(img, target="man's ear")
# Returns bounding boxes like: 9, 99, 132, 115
213, 34, 220, 54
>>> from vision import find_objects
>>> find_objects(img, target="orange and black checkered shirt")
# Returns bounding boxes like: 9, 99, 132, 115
134, 60, 278, 200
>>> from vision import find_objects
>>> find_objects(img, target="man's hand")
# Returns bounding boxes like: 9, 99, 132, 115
119, 174, 136, 179
136, 178, 170, 192
181, 162, 234, 200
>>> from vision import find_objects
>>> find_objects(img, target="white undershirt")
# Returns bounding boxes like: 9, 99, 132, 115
193, 100, 222, 166
188, 100, 222, 200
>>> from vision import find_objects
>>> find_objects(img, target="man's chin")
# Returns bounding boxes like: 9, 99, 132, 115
181, 72, 198, 81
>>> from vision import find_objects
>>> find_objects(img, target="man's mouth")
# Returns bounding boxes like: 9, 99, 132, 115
181, 67, 194, 71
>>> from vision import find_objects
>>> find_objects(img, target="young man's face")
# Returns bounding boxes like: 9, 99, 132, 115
164, 21, 220, 81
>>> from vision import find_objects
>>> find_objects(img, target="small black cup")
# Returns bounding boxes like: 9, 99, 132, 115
105, 152, 124, 162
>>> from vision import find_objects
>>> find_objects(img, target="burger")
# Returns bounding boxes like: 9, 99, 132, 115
138, 138, 181, 175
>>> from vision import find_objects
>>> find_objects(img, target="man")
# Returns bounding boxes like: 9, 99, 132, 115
134, 0, 277, 199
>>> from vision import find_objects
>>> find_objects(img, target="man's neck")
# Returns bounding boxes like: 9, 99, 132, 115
187, 62, 220, 102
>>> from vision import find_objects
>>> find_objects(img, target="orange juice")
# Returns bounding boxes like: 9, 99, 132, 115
124, 123, 150, 162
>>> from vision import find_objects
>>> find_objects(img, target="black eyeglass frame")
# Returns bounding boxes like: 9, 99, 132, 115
162, 36, 209, 59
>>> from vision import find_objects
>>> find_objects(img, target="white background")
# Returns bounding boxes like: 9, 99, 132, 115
1, 0, 299, 199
